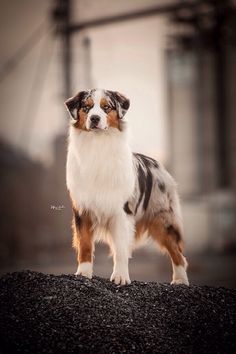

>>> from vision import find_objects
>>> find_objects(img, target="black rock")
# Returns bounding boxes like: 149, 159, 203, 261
0, 270, 235, 353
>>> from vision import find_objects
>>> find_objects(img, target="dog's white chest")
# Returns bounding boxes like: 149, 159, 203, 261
66, 128, 135, 217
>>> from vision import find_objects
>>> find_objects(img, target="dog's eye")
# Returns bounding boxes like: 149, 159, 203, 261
83, 105, 90, 113
104, 105, 111, 112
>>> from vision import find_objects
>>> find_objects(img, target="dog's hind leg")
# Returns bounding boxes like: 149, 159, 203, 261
72, 208, 94, 279
108, 213, 135, 285
149, 215, 189, 285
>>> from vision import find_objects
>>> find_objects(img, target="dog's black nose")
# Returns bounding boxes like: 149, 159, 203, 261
90, 115, 100, 124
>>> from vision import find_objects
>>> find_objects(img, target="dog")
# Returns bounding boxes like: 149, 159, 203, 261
65, 89, 189, 286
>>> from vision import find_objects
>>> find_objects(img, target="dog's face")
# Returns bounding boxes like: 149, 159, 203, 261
65, 89, 130, 131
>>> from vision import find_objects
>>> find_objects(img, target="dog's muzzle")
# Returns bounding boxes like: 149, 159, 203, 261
89, 115, 101, 130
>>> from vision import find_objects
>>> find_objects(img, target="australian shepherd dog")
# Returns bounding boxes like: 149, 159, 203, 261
65, 89, 189, 286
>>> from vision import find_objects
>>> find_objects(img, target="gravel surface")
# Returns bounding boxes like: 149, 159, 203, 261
0, 271, 235, 354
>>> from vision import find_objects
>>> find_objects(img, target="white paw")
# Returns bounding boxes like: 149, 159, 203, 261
75, 262, 93, 279
172, 264, 189, 285
110, 271, 131, 285
171, 278, 189, 286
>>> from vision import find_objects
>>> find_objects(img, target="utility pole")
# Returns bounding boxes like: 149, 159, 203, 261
52, 0, 72, 99
82, 36, 93, 88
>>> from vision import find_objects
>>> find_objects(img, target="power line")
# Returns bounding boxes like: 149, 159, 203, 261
68, 1, 218, 32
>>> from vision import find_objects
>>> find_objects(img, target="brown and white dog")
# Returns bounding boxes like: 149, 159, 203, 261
65, 89, 189, 286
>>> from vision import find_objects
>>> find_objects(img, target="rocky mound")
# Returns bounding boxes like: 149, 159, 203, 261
0, 271, 235, 353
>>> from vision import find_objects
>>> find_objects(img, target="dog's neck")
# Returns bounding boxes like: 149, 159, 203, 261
68, 125, 131, 163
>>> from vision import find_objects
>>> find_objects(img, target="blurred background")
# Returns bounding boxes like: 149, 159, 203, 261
0, 0, 236, 287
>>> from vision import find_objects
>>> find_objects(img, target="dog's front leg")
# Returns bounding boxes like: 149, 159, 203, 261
109, 213, 134, 285
72, 209, 94, 279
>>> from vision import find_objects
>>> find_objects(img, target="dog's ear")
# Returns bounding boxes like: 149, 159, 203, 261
64, 91, 87, 120
107, 91, 130, 119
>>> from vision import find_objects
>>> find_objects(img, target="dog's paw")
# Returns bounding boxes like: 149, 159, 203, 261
110, 271, 131, 285
171, 278, 189, 286
171, 264, 189, 285
75, 262, 93, 279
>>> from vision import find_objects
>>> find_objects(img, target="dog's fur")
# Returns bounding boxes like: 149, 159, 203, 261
65, 89, 189, 285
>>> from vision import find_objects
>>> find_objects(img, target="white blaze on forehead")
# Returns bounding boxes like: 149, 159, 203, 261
86, 89, 108, 130
91, 89, 105, 103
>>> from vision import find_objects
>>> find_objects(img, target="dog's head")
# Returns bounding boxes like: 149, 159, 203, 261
65, 89, 130, 131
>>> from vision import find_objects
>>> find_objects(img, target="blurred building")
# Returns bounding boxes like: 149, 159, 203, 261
166, 1, 236, 252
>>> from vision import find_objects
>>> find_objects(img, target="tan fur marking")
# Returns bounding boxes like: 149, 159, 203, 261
135, 219, 148, 241
148, 218, 185, 266
73, 97, 94, 130
134, 217, 185, 267
85, 97, 94, 106
107, 110, 120, 129
72, 209, 93, 263
100, 97, 121, 130
100, 97, 109, 107
74, 108, 88, 130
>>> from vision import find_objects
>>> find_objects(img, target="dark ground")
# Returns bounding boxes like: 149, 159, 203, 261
0, 271, 236, 354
